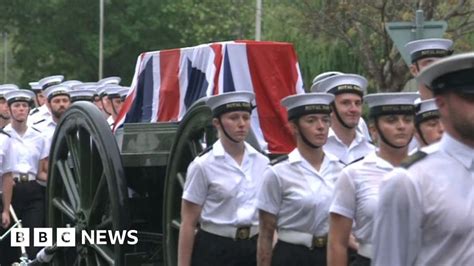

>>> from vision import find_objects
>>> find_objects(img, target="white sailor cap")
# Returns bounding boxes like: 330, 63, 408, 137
98, 76, 121, 86
415, 98, 439, 125
4, 89, 35, 105
38, 75, 64, 90
417, 52, 474, 95
61, 80, 82, 88
364, 92, 418, 118
404, 38, 453, 64
44, 84, 70, 101
0, 84, 19, 99
0, 84, 20, 91
29, 82, 42, 91
102, 85, 126, 99
70, 88, 96, 102
97, 84, 116, 97
119, 87, 130, 100
281, 93, 334, 120
71, 82, 98, 91
207, 91, 255, 117
316, 73, 368, 96
310, 71, 343, 92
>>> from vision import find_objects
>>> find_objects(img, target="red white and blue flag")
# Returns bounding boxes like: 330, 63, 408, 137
114, 40, 304, 154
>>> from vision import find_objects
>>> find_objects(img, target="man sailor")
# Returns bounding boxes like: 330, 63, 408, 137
312, 73, 375, 165
29, 75, 64, 125
403, 38, 453, 99
372, 52, 474, 266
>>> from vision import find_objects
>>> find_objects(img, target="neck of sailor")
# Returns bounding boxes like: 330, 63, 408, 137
298, 140, 325, 171
331, 117, 356, 146
220, 136, 246, 166
11, 115, 28, 137
377, 141, 409, 167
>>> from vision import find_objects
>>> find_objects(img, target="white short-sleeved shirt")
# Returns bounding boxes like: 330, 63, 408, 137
4, 124, 48, 176
182, 139, 269, 226
257, 149, 343, 236
107, 116, 114, 128
323, 120, 375, 165
28, 105, 51, 126
34, 117, 57, 155
330, 151, 394, 245
372, 133, 474, 266
0, 133, 13, 190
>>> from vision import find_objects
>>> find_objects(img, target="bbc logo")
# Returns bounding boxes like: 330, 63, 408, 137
11, 228, 138, 247
11, 228, 75, 247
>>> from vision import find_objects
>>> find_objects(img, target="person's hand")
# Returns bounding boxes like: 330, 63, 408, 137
2, 210, 11, 228
349, 234, 359, 250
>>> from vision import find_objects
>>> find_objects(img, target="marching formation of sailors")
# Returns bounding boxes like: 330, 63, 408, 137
0, 37, 473, 266
177, 38, 473, 266
0, 75, 130, 264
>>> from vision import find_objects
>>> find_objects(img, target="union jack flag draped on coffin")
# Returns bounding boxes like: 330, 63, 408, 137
114, 40, 304, 154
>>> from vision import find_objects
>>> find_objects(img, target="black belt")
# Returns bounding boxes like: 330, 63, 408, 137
13, 173, 36, 183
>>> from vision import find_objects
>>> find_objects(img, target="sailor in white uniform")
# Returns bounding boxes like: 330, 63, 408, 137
409, 98, 443, 154
33, 84, 71, 153
328, 92, 418, 266
404, 38, 453, 99
0, 84, 19, 128
178, 91, 269, 266
101, 85, 129, 128
29, 81, 45, 108
2, 89, 49, 260
29, 75, 64, 125
372, 52, 474, 266
97, 76, 121, 118
257, 93, 344, 266
69, 83, 97, 103
312, 73, 375, 165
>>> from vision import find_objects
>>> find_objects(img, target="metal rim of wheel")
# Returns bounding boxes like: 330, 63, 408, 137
47, 102, 130, 266
163, 101, 216, 266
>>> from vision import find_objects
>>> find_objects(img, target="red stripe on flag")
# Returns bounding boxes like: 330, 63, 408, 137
246, 43, 299, 154
210, 44, 223, 95
157, 49, 181, 121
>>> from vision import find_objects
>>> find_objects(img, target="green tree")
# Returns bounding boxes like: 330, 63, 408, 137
298, 0, 474, 92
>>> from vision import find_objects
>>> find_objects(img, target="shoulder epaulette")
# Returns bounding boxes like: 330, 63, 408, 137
401, 151, 427, 169
33, 119, 46, 125
0, 128, 10, 137
270, 154, 289, 166
31, 127, 41, 133
198, 145, 213, 157
347, 156, 365, 166
29, 108, 40, 115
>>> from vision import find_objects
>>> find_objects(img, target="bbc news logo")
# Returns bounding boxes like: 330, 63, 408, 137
11, 228, 138, 247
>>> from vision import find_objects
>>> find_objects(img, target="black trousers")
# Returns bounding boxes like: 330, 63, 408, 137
271, 240, 327, 266
350, 254, 371, 266
11, 181, 46, 260
191, 230, 257, 266
0, 198, 19, 266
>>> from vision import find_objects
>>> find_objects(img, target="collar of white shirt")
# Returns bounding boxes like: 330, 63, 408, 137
327, 127, 365, 147
212, 139, 258, 158
288, 148, 339, 164
362, 151, 394, 170
38, 104, 51, 115
440, 133, 474, 169
4, 124, 39, 139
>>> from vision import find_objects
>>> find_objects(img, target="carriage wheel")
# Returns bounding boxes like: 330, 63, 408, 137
163, 101, 216, 266
47, 102, 130, 266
